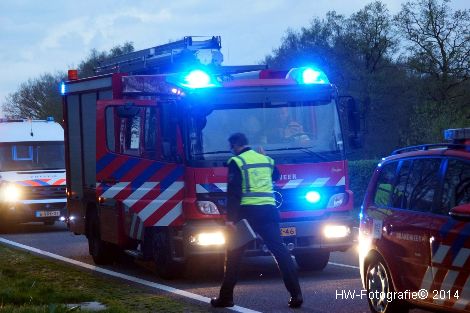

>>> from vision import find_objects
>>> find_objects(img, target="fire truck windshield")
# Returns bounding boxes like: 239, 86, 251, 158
0, 142, 65, 171
189, 100, 343, 162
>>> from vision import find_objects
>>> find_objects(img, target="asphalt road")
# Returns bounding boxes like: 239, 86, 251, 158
0, 222, 430, 313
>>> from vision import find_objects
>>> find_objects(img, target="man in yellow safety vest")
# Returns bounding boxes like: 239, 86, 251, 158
211, 133, 303, 309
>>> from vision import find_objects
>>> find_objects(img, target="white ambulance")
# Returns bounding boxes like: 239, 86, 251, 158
0, 118, 66, 228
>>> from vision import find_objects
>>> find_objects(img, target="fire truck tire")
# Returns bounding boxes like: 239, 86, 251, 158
153, 230, 183, 279
365, 256, 409, 313
294, 249, 330, 271
87, 210, 117, 265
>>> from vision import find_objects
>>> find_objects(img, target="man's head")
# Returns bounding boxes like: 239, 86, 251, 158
228, 132, 248, 154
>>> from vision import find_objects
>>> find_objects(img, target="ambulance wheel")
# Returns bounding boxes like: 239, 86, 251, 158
365, 256, 409, 313
87, 209, 116, 265
153, 230, 182, 279
294, 250, 329, 271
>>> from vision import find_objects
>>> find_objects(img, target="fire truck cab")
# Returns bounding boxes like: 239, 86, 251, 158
62, 36, 355, 278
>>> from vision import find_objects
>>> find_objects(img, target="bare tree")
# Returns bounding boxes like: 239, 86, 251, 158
395, 0, 470, 102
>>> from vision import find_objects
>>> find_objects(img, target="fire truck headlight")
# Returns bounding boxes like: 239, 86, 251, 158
1, 184, 21, 202
327, 193, 347, 208
197, 201, 220, 215
305, 191, 321, 204
189, 232, 225, 246
323, 225, 350, 239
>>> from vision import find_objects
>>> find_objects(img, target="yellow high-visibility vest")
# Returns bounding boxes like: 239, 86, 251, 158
228, 150, 275, 206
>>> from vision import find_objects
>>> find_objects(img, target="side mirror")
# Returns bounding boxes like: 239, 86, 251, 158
449, 203, 470, 221
339, 96, 362, 149
117, 103, 140, 118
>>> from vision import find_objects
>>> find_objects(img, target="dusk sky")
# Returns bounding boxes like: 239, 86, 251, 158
0, 0, 468, 114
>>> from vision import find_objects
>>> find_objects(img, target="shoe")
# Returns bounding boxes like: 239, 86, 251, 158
288, 294, 303, 308
210, 297, 234, 308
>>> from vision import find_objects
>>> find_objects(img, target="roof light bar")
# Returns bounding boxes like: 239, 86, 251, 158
286, 67, 329, 85
181, 69, 217, 88
444, 128, 470, 142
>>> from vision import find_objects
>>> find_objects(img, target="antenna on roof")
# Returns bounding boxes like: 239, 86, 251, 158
29, 118, 34, 137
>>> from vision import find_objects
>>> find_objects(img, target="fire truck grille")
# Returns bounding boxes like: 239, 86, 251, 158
21, 186, 66, 199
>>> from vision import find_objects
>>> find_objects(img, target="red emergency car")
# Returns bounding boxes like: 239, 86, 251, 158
359, 128, 470, 313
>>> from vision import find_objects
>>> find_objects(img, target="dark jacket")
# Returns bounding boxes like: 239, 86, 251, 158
226, 147, 280, 223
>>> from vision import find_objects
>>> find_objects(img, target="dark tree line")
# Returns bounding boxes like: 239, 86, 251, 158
265, 0, 470, 158
2, 0, 469, 159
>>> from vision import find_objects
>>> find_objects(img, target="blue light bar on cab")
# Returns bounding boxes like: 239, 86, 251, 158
181, 69, 217, 88
60, 82, 66, 95
286, 67, 330, 85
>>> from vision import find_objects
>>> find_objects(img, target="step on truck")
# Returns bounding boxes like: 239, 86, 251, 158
62, 36, 358, 278
0, 118, 66, 229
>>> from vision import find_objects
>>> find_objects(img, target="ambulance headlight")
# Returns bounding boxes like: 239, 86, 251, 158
197, 201, 220, 215
305, 191, 321, 204
324, 225, 350, 239
1, 184, 21, 202
189, 232, 225, 246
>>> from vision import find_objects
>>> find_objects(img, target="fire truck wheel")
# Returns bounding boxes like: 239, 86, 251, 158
87, 210, 117, 265
365, 256, 409, 313
153, 230, 182, 279
294, 250, 330, 271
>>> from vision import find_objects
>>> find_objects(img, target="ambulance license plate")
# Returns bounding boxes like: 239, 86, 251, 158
280, 227, 296, 237
35, 211, 60, 218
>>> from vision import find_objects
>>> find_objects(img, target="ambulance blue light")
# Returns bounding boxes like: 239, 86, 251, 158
286, 67, 330, 85
60, 82, 66, 95
182, 70, 214, 88
306, 191, 321, 204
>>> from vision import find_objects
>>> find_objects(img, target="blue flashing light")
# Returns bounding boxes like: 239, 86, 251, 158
305, 191, 321, 204
286, 67, 330, 85
46, 116, 54, 122
60, 82, 66, 95
182, 69, 214, 88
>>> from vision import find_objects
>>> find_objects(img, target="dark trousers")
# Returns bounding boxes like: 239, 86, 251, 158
218, 219, 302, 301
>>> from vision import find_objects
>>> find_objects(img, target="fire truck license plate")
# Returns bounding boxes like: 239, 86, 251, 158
35, 211, 60, 218
280, 227, 296, 237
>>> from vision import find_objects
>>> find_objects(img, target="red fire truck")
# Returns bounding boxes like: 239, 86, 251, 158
62, 36, 357, 278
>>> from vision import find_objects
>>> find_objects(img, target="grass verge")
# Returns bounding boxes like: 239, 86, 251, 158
0, 244, 207, 313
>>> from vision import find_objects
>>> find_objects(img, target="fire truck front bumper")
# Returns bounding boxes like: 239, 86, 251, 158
181, 214, 354, 258
0, 199, 67, 224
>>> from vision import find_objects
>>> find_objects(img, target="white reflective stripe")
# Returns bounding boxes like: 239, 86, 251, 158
432, 245, 450, 264
100, 182, 130, 198
130, 214, 137, 237
122, 182, 158, 208
336, 176, 345, 186
454, 277, 470, 310
96, 183, 101, 188
196, 184, 208, 193
214, 183, 227, 192
434, 270, 459, 305
452, 248, 470, 267
19, 198, 66, 204
420, 266, 435, 292
138, 182, 184, 222
154, 201, 182, 226
310, 177, 329, 187
282, 179, 303, 189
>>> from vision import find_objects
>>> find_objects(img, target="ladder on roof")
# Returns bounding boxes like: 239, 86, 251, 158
94, 36, 222, 75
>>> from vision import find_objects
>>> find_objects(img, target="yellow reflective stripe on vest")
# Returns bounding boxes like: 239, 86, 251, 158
228, 150, 275, 206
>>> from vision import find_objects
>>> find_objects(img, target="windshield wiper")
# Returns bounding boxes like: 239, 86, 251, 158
264, 147, 329, 161
192, 150, 231, 156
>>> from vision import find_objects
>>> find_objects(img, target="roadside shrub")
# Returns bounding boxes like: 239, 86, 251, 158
348, 160, 378, 209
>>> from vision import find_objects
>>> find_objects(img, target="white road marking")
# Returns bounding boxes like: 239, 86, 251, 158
328, 262, 360, 270
0, 237, 260, 313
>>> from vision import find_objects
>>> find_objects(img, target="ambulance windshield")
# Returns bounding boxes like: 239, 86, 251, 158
189, 100, 343, 161
0, 142, 65, 171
